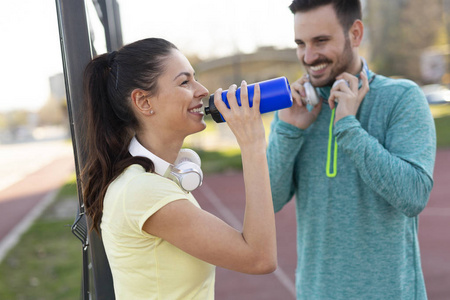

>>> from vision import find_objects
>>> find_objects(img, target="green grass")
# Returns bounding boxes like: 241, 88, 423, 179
56, 174, 78, 198
430, 104, 450, 149
430, 103, 450, 119
196, 148, 243, 174
0, 188, 82, 299
435, 114, 450, 148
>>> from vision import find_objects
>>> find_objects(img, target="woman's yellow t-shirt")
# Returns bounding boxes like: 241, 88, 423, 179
101, 164, 215, 299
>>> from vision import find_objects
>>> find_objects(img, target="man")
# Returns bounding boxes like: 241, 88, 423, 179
267, 1, 436, 299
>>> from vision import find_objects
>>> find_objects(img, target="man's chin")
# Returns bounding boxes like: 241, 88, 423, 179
307, 71, 330, 86
310, 78, 334, 87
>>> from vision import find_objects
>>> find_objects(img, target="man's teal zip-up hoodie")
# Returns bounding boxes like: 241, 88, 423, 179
267, 70, 436, 300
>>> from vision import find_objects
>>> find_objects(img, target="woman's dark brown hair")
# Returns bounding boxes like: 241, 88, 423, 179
82, 38, 178, 233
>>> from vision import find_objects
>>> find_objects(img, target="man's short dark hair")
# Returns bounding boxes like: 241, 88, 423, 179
289, 0, 362, 32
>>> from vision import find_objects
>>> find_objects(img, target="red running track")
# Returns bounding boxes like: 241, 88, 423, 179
193, 148, 450, 300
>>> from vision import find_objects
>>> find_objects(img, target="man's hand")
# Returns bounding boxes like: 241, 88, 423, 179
279, 75, 322, 130
329, 71, 369, 124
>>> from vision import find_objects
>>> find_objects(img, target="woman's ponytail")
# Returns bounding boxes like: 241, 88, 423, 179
81, 38, 177, 233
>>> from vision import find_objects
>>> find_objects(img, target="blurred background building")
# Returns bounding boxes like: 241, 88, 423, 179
0, 0, 449, 145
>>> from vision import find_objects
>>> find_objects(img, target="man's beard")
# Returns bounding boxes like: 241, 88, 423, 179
305, 36, 354, 87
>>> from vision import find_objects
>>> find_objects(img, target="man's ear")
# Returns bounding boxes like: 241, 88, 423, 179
131, 89, 153, 116
349, 19, 364, 48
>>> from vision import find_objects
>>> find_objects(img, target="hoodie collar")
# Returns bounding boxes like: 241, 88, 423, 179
316, 69, 375, 104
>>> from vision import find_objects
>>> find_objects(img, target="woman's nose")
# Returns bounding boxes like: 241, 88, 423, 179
196, 82, 209, 98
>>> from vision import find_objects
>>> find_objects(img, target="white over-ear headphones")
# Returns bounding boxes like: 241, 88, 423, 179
303, 57, 372, 106
128, 136, 203, 192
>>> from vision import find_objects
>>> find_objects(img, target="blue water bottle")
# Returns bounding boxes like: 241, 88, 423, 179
204, 76, 293, 123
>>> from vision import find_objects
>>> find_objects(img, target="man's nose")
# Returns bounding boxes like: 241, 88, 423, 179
303, 46, 319, 65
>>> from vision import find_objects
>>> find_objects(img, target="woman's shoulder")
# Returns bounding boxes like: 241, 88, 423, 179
115, 164, 188, 201
116, 164, 176, 191
105, 164, 191, 226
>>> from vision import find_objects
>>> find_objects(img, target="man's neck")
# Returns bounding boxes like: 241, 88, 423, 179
348, 55, 363, 75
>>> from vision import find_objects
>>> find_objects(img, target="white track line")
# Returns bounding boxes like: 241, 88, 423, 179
0, 189, 58, 263
199, 182, 296, 298
199, 183, 242, 229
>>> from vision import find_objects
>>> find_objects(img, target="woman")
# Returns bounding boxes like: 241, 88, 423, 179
82, 38, 276, 299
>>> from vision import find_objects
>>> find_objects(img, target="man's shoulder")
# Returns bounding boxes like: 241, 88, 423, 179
369, 74, 424, 103
365, 74, 430, 116
372, 74, 419, 91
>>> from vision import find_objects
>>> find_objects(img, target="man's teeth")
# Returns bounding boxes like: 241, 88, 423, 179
189, 107, 203, 113
310, 64, 328, 71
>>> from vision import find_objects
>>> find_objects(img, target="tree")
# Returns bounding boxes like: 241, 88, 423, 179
366, 0, 443, 82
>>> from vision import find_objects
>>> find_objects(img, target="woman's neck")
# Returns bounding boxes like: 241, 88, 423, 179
135, 132, 183, 164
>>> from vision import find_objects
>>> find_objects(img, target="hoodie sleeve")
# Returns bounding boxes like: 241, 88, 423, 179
267, 112, 305, 212
334, 84, 436, 217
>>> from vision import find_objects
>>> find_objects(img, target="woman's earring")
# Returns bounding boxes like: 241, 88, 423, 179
150, 110, 154, 115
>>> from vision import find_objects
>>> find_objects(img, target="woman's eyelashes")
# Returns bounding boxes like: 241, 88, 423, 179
180, 77, 198, 86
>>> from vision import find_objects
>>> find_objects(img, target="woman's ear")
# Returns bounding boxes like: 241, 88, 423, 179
349, 19, 364, 48
131, 89, 154, 116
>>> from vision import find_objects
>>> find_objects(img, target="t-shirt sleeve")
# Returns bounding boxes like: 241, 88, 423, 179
122, 173, 191, 236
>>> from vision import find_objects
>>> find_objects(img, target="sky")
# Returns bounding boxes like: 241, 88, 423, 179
0, 0, 294, 113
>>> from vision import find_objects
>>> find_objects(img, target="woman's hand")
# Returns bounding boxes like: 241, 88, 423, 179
213, 80, 266, 150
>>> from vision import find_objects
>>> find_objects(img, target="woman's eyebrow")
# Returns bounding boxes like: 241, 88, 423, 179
173, 71, 195, 81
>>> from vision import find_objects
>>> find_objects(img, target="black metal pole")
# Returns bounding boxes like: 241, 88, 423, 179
55, 0, 116, 299
96, 0, 124, 52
